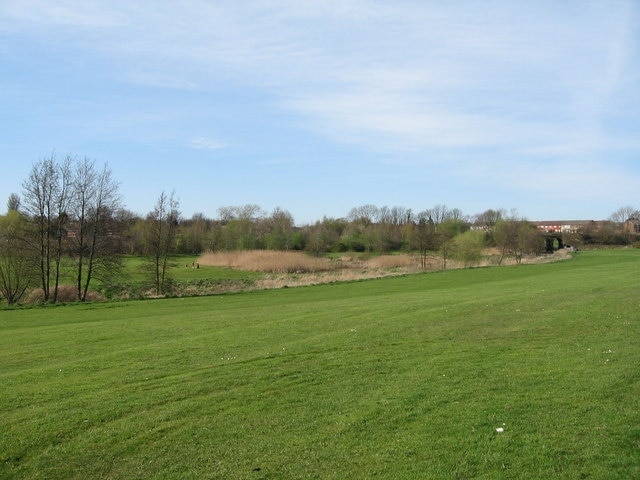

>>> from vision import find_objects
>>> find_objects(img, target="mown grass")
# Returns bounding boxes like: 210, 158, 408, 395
103, 255, 261, 298
119, 255, 261, 283
1, 250, 639, 479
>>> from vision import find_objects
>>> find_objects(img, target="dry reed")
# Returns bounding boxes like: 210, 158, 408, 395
198, 250, 336, 273
365, 254, 419, 269
197, 249, 572, 292
24, 284, 105, 303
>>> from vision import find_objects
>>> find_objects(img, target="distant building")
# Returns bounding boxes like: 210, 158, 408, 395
623, 218, 640, 234
532, 221, 592, 234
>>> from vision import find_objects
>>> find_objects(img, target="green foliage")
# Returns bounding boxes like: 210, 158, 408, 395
452, 229, 486, 266
2, 250, 640, 479
0, 211, 35, 304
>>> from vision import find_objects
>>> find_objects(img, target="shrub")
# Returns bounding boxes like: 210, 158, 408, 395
23, 285, 105, 304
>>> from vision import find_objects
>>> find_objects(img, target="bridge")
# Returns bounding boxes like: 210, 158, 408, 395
545, 233, 564, 253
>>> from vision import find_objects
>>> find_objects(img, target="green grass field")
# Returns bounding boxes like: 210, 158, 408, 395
106, 255, 261, 299
1, 250, 639, 479
120, 255, 260, 283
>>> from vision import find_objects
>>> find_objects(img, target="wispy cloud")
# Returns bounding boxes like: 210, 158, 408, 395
4, 0, 636, 157
2, 0, 638, 172
0, 0, 125, 29
187, 137, 225, 151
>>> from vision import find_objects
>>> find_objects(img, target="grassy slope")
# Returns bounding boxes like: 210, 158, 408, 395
1, 250, 639, 479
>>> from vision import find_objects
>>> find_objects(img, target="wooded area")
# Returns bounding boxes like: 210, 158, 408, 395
1, 155, 638, 304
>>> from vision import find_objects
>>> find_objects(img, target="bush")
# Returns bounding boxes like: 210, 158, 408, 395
23, 285, 105, 304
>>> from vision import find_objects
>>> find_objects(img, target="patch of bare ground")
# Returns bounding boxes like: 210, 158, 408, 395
198, 249, 573, 292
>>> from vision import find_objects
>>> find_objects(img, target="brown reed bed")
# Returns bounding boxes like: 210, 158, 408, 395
198, 250, 336, 273
197, 249, 571, 292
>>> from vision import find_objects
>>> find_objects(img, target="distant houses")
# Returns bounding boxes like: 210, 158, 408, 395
533, 218, 640, 236
532, 220, 594, 234
623, 218, 640, 234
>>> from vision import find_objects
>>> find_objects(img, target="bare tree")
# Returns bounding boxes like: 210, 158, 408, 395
413, 211, 436, 269
7, 193, 20, 213
473, 208, 506, 243
494, 219, 544, 264
216, 204, 265, 250
609, 206, 637, 224
449, 208, 466, 221
71, 158, 121, 301
179, 213, 210, 254
21, 155, 72, 302
303, 217, 346, 256
348, 204, 379, 226
146, 191, 180, 296
428, 204, 451, 224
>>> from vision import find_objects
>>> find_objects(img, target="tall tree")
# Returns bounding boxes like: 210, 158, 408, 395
7, 193, 20, 212
413, 212, 436, 270
21, 155, 72, 302
179, 213, 210, 254
71, 158, 121, 301
265, 207, 295, 250
303, 217, 346, 255
428, 204, 447, 224
348, 204, 379, 226
146, 191, 180, 296
609, 206, 638, 224
494, 219, 544, 264
474, 209, 505, 231
437, 218, 467, 269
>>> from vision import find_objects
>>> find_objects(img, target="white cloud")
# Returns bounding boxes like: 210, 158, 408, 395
187, 137, 225, 150
458, 158, 639, 208
2, 0, 638, 159
0, 0, 125, 29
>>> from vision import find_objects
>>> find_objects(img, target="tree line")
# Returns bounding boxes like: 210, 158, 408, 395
1, 155, 638, 305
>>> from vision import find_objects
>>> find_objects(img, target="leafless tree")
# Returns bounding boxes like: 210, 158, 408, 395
146, 191, 180, 295
428, 204, 451, 224
348, 204, 379, 226
70, 158, 121, 301
413, 211, 436, 270
7, 193, 20, 212
494, 219, 544, 264
215, 204, 265, 250
21, 155, 72, 302
609, 206, 638, 224
217, 206, 236, 224
473, 208, 506, 238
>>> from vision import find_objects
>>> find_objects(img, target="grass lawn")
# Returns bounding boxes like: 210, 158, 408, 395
105, 255, 261, 298
1, 250, 639, 479
119, 255, 261, 283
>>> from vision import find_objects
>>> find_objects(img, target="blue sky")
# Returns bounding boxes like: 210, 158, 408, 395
1, 0, 639, 224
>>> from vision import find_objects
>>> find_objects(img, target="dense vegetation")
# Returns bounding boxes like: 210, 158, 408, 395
1, 155, 639, 305
1, 250, 639, 478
